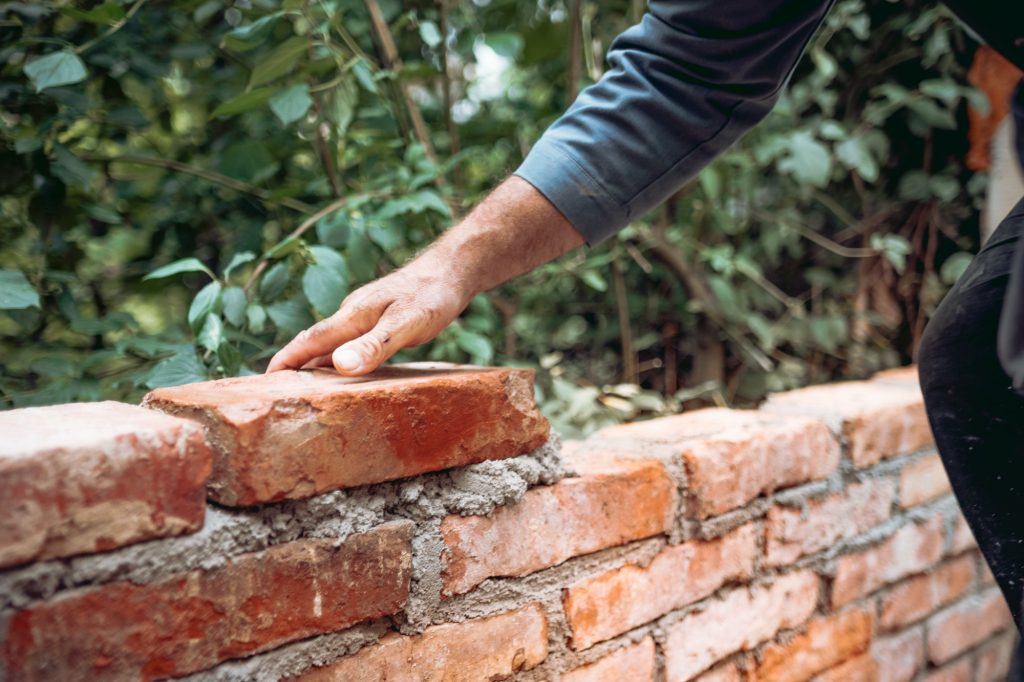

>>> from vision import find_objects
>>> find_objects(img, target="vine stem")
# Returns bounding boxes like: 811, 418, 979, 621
243, 192, 389, 292
76, 0, 150, 55
81, 154, 316, 214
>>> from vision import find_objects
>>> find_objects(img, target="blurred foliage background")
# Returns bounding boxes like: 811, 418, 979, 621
0, 0, 990, 435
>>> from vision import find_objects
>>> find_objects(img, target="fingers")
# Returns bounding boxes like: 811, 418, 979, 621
265, 298, 380, 373
331, 306, 423, 376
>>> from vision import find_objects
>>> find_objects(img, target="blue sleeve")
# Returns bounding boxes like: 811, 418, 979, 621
514, 0, 836, 245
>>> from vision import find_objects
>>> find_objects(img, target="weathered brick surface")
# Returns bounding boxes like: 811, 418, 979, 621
924, 659, 972, 682
663, 570, 819, 681
441, 457, 675, 596
873, 629, 925, 682
2, 521, 413, 681
563, 523, 757, 650
694, 663, 742, 682
592, 408, 839, 517
751, 608, 874, 682
950, 513, 977, 554
0, 401, 211, 569
831, 515, 945, 607
871, 366, 920, 385
879, 556, 975, 630
898, 453, 951, 508
926, 589, 1013, 664
811, 654, 878, 682
143, 364, 549, 506
764, 478, 896, 566
762, 380, 932, 467
293, 603, 547, 681
975, 631, 1016, 682
561, 637, 656, 682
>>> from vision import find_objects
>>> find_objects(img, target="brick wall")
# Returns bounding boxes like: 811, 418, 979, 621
0, 363, 1015, 681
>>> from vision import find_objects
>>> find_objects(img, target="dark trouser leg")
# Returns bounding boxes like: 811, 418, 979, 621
918, 198, 1024, 634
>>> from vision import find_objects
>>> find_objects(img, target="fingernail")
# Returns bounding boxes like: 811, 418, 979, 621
334, 348, 363, 372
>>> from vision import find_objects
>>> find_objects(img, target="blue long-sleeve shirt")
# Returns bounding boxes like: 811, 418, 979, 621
514, 0, 837, 246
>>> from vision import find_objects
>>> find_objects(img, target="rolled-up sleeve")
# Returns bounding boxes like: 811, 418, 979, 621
514, 0, 836, 245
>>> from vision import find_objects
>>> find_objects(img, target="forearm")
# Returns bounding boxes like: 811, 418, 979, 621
412, 176, 586, 298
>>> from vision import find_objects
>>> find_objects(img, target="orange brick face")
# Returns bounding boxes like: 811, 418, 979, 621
761, 380, 933, 467
831, 515, 945, 607
879, 556, 976, 630
812, 654, 878, 682
873, 629, 926, 682
751, 608, 874, 682
563, 523, 757, 650
663, 571, 820, 681
144, 364, 550, 506
1, 522, 413, 681
975, 632, 1016, 682
593, 408, 839, 517
561, 637, 656, 682
898, 453, 951, 508
440, 457, 675, 595
0, 402, 211, 569
926, 589, 1013, 664
764, 478, 896, 567
293, 603, 548, 682
924, 659, 972, 682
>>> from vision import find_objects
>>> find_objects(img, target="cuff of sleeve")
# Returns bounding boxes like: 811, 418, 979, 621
513, 142, 628, 247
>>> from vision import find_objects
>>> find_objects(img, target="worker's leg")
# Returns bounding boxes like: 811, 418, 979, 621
918, 196, 1024, 633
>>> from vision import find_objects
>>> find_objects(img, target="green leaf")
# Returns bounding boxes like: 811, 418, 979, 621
302, 264, 347, 316
63, 3, 126, 24
24, 50, 87, 92
248, 36, 306, 88
265, 236, 301, 259
211, 87, 275, 118
419, 20, 442, 47
455, 329, 494, 364
247, 303, 268, 333
778, 131, 832, 188
324, 78, 357, 137
316, 210, 350, 248
223, 12, 284, 51
144, 257, 215, 281
374, 190, 450, 219
484, 32, 523, 58
870, 234, 911, 274
222, 286, 248, 326
269, 83, 313, 125
0, 270, 40, 310
259, 262, 290, 300
266, 297, 313, 334
52, 144, 96, 189
188, 281, 222, 331
218, 141, 278, 184
197, 314, 224, 351
835, 137, 879, 183
352, 59, 377, 93
346, 224, 377, 281
144, 347, 207, 389
940, 252, 973, 285
581, 270, 607, 292
310, 245, 347, 273
224, 251, 256, 277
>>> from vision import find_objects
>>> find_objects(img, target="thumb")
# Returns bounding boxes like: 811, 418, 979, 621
332, 308, 418, 376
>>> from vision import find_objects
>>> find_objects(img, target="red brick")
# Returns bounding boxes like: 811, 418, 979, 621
694, 663, 742, 682
143, 364, 549, 506
879, 556, 976, 630
811, 654, 878, 682
899, 454, 951, 508
872, 628, 925, 682
924, 659, 972, 682
762, 380, 932, 467
293, 602, 547, 681
591, 408, 839, 517
562, 637, 656, 682
751, 608, 874, 682
764, 479, 896, 567
949, 513, 977, 554
441, 457, 675, 596
926, 589, 1013, 664
2, 521, 413, 681
975, 631, 1016, 682
831, 515, 945, 607
563, 523, 757, 650
663, 570, 820, 681
0, 402, 211, 569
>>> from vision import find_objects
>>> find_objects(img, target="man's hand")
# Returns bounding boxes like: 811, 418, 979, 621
266, 176, 586, 376
265, 259, 473, 375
